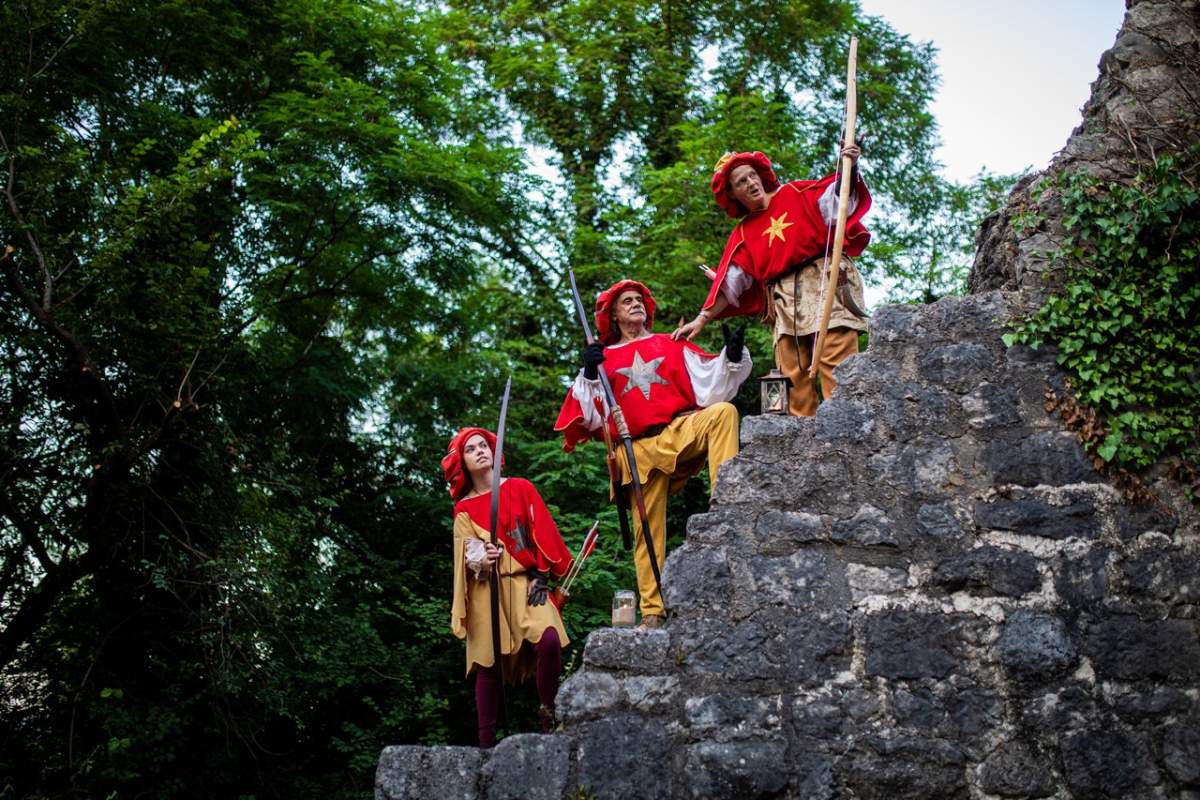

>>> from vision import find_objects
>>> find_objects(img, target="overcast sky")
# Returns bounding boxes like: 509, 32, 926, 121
859, 0, 1128, 182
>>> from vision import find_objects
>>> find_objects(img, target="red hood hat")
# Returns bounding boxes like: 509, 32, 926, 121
441, 427, 501, 500
711, 151, 781, 218
594, 279, 657, 344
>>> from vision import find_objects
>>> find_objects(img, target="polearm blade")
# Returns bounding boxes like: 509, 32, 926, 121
567, 269, 664, 606
568, 269, 633, 552
487, 376, 512, 720
811, 35, 859, 377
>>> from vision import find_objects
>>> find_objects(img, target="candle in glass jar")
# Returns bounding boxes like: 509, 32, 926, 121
612, 590, 636, 627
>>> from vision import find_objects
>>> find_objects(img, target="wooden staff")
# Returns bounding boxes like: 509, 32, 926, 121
810, 36, 859, 378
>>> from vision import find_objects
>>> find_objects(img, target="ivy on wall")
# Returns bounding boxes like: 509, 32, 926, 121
1005, 150, 1199, 482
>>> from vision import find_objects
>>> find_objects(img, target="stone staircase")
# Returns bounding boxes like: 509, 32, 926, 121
376, 290, 1198, 799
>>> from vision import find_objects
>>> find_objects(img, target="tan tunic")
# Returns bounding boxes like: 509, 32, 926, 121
451, 513, 569, 680
769, 255, 868, 339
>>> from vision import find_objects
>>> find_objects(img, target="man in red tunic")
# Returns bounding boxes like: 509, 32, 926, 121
442, 427, 573, 748
555, 279, 750, 627
672, 146, 871, 416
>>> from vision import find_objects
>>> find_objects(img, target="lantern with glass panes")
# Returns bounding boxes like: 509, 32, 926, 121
758, 368, 792, 415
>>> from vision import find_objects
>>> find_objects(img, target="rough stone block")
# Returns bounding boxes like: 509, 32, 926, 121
483, 735, 569, 800
1164, 719, 1200, 786
977, 741, 1055, 798
1081, 615, 1200, 682
832, 504, 902, 548
998, 610, 1076, 679
932, 546, 1041, 597
845, 736, 967, 800
869, 438, 958, 496
919, 343, 994, 393
662, 544, 732, 613
1061, 726, 1160, 798
865, 611, 974, 680
575, 716, 671, 800
684, 740, 789, 799
621, 675, 678, 714
917, 502, 970, 543
745, 550, 848, 611
961, 383, 1022, 429
683, 693, 783, 740
376, 746, 481, 800
877, 382, 962, 442
982, 431, 1095, 486
556, 671, 622, 723
583, 628, 670, 674
814, 398, 875, 444
847, 563, 908, 601
755, 510, 827, 554
892, 681, 1002, 745
673, 617, 785, 680
685, 509, 755, 547
786, 610, 853, 685
974, 487, 1100, 539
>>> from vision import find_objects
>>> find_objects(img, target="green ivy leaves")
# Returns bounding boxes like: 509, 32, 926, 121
1007, 152, 1200, 471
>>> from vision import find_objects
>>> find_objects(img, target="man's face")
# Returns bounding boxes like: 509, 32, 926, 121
462, 434, 493, 474
729, 164, 768, 212
613, 289, 647, 329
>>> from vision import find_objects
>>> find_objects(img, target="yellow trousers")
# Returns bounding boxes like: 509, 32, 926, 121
774, 327, 859, 417
621, 402, 740, 617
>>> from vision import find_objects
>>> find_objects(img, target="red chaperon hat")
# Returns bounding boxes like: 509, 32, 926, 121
711, 151, 781, 218
441, 427, 500, 500
594, 279, 657, 344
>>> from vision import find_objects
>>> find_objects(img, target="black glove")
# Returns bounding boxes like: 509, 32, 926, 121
722, 323, 746, 364
582, 342, 605, 380
528, 570, 549, 606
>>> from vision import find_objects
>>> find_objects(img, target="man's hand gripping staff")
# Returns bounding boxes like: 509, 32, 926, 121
567, 269, 665, 609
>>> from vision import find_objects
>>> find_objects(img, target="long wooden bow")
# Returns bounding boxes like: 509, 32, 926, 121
809, 36, 859, 377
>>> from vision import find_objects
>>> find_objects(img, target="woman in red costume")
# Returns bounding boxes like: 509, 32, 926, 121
442, 427, 573, 748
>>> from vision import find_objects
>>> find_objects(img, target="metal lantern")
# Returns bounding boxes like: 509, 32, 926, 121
758, 368, 792, 415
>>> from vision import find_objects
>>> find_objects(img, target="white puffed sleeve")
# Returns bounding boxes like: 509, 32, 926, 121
464, 538, 490, 579
569, 372, 606, 431
817, 179, 859, 225
683, 347, 752, 407
720, 263, 754, 308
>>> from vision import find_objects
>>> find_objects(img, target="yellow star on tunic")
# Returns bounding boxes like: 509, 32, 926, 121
762, 212, 794, 246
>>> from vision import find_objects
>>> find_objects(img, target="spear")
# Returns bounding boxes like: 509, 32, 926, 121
810, 36, 859, 378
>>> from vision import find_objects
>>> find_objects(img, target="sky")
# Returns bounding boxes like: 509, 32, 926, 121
858, 0, 1128, 182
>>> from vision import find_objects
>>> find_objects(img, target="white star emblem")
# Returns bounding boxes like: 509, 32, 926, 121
616, 350, 669, 400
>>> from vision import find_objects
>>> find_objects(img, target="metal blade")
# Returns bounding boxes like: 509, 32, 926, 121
488, 376, 512, 544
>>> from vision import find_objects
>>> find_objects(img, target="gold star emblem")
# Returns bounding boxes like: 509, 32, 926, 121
762, 212, 794, 246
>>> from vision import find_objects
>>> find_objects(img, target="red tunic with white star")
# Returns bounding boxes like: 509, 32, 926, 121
555, 333, 715, 451
703, 173, 872, 319
453, 477, 573, 577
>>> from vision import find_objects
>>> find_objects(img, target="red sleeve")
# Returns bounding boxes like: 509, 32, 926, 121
554, 387, 603, 453
702, 226, 767, 320
519, 479, 574, 578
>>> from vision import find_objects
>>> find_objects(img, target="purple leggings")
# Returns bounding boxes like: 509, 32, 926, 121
474, 626, 561, 748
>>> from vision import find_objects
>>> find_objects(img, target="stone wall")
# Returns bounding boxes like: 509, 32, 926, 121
378, 2, 1200, 797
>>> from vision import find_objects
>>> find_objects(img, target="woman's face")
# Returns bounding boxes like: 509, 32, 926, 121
462, 434, 493, 475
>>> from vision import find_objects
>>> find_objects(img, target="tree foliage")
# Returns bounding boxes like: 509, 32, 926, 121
2, 0, 958, 797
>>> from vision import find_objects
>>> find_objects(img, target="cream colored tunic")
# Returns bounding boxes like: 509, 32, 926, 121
451, 513, 569, 680
769, 255, 868, 338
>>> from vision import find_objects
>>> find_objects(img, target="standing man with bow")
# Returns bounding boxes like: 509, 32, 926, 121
672, 143, 870, 417
673, 42, 872, 417
555, 279, 750, 628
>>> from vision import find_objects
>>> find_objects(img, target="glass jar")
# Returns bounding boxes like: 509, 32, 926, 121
611, 590, 636, 627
